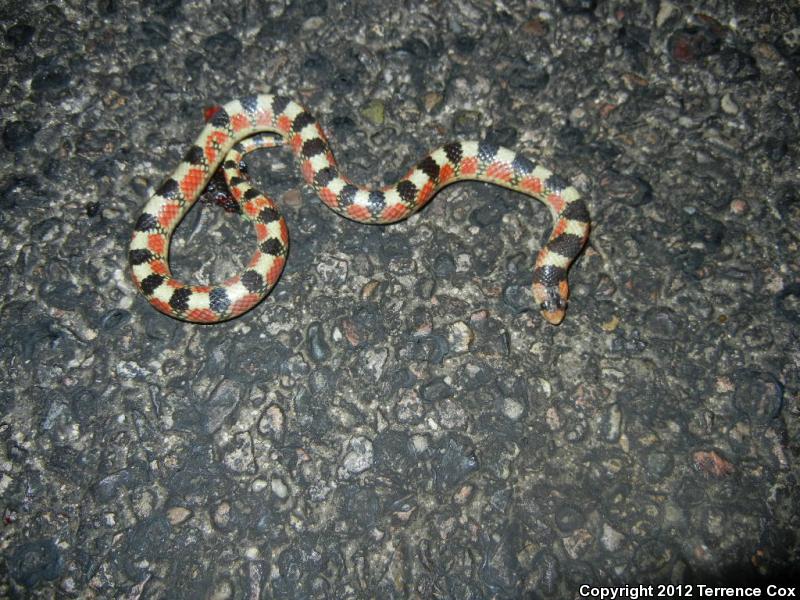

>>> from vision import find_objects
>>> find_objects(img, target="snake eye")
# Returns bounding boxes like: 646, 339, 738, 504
540, 299, 566, 312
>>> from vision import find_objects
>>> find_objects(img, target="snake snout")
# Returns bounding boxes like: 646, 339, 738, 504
538, 287, 567, 325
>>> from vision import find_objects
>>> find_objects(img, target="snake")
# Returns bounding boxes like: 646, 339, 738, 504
128, 95, 590, 325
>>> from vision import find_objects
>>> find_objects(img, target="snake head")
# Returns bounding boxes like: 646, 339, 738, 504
533, 283, 568, 325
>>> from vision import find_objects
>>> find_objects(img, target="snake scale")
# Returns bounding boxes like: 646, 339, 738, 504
129, 95, 590, 324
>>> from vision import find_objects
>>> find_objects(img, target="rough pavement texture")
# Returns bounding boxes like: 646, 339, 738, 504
1, 0, 799, 597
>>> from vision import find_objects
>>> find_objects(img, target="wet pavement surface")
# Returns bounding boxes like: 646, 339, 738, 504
1, 0, 799, 597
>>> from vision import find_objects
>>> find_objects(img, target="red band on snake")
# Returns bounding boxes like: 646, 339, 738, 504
129, 95, 590, 324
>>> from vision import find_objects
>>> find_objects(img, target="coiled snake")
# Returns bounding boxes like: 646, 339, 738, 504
129, 95, 590, 324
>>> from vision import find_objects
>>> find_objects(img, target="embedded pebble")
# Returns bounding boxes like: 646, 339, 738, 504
166, 507, 191, 525
446, 321, 473, 353
213, 502, 232, 529
343, 437, 374, 475
361, 100, 385, 125
271, 477, 289, 499
502, 397, 524, 420
7, 540, 63, 588
258, 404, 286, 440
721, 92, 738, 114
601, 523, 626, 551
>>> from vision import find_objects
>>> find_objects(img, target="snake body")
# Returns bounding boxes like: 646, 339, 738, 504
129, 95, 590, 324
